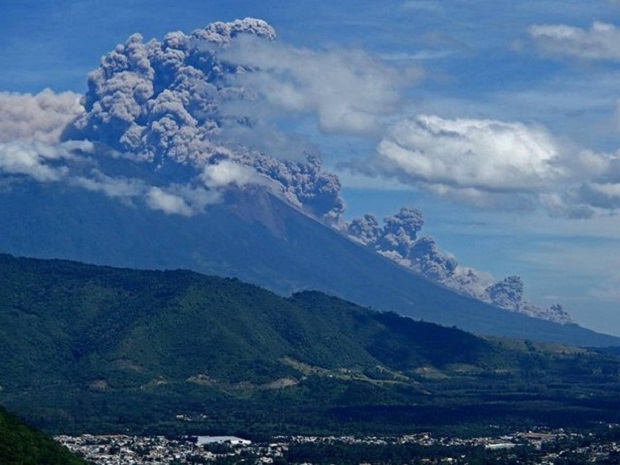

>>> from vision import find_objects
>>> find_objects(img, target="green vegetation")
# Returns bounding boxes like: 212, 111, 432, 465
0, 406, 86, 465
2, 253, 620, 436
2, 185, 617, 348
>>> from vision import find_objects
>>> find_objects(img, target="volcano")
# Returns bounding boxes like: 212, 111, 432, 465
1, 180, 617, 347
0, 18, 617, 347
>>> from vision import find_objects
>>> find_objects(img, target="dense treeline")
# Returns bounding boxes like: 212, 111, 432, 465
0, 406, 86, 465
2, 253, 620, 436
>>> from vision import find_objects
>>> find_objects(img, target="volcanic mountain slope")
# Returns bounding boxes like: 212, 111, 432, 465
0, 182, 617, 347
0, 18, 614, 345
2, 253, 620, 435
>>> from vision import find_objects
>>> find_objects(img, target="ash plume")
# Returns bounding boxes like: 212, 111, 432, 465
0, 18, 571, 324
60, 18, 344, 220
408, 236, 458, 282
346, 206, 573, 324
347, 214, 382, 245
486, 276, 524, 310
376, 206, 424, 257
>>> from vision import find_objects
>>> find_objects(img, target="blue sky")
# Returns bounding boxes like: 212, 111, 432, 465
2, 0, 620, 334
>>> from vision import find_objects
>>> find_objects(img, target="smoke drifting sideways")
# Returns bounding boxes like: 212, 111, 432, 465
0, 18, 570, 322
346, 207, 573, 323
53, 18, 342, 220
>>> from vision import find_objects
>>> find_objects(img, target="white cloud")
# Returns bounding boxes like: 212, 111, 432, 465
0, 137, 222, 217
568, 150, 620, 210
0, 89, 83, 144
423, 184, 535, 210
71, 171, 146, 199
221, 36, 413, 135
589, 182, 620, 198
0, 140, 77, 181
374, 115, 564, 193
201, 160, 264, 189
174, 185, 222, 211
528, 21, 620, 60
145, 187, 194, 216
381, 50, 453, 61
537, 192, 594, 219
360, 114, 620, 216
73, 172, 221, 216
355, 114, 620, 217
579, 182, 620, 210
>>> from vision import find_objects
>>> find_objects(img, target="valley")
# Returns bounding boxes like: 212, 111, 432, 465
2, 254, 620, 439
57, 427, 620, 465
2, 8, 620, 463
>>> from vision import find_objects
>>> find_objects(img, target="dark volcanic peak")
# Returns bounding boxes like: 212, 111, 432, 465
0, 184, 606, 348
0, 18, 581, 333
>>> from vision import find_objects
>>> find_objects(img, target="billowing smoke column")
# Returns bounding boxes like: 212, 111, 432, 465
346, 207, 573, 324
1, 17, 569, 324
377, 206, 424, 258
347, 214, 382, 246
63, 18, 344, 220
408, 237, 458, 282
486, 276, 524, 310
348, 208, 462, 281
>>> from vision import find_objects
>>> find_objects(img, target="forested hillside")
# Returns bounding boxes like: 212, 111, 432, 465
0, 406, 86, 465
2, 253, 620, 436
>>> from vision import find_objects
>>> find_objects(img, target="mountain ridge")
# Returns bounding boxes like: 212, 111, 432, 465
0, 181, 617, 347
2, 253, 620, 435
0, 17, 601, 345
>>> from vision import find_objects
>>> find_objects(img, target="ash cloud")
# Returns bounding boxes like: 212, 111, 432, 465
486, 276, 524, 310
59, 17, 348, 220
376, 206, 424, 258
0, 19, 352, 220
14, 17, 616, 224
347, 214, 382, 246
345, 206, 573, 324
0, 17, 577, 322
0, 89, 83, 144
0, 86, 221, 216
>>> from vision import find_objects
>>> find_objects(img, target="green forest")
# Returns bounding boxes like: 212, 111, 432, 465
1, 253, 620, 437
0, 406, 86, 465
